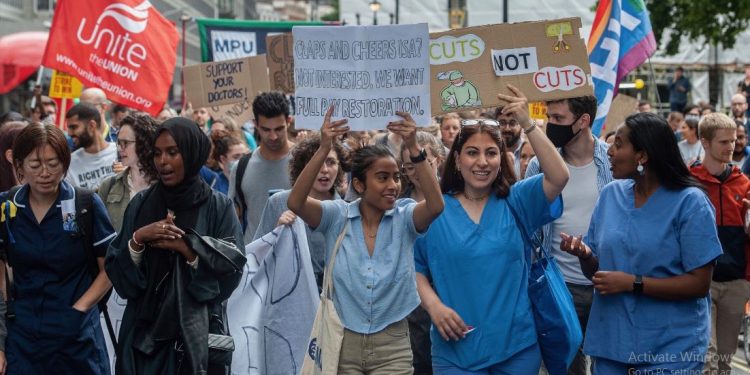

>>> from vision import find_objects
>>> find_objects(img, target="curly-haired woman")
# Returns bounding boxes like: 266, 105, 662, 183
98, 113, 159, 232
253, 134, 349, 289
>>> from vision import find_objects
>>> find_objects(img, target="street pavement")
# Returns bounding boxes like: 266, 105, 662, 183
735, 346, 750, 374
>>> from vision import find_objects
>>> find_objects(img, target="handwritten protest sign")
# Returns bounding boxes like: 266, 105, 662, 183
205, 55, 270, 126
429, 18, 593, 115
266, 33, 295, 94
48, 70, 83, 99
184, 56, 268, 109
293, 24, 431, 131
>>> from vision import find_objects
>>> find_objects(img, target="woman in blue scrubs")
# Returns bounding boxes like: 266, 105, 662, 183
0, 123, 115, 375
560, 113, 722, 373
414, 86, 570, 374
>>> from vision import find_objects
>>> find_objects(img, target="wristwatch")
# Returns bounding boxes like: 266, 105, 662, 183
633, 275, 643, 295
410, 148, 427, 163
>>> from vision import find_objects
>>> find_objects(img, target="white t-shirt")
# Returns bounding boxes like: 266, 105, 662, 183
65, 143, 118, 191
678, 140, 704, 166
549, 160, 598, 285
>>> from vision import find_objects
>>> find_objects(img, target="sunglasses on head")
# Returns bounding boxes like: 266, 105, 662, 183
460, 119, 500, 127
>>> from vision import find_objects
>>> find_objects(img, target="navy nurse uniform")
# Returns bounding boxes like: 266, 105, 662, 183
0, 181, 116, 375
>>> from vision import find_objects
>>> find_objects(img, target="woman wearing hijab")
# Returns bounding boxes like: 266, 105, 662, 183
105, 117, 246, 375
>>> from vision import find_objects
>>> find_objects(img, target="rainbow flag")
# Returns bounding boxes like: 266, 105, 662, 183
588, 0, 656, 135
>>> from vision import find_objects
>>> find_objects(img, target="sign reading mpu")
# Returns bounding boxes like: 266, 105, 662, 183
211, 30, 257, 60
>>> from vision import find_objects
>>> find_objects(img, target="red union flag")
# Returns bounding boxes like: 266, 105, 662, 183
42, 0, 179, 115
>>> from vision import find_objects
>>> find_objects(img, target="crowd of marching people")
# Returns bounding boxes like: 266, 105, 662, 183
1, 81, 750, 375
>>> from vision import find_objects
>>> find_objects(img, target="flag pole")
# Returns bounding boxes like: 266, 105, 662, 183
646, 57, 663, 111
29, 66, 45, 109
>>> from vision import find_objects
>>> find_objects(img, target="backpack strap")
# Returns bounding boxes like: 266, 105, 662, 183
234, 151, 252, 230
0, 186, 22, 320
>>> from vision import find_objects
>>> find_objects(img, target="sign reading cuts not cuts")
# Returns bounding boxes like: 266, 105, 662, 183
429, 17, 593, 115
292, 23, 431, 131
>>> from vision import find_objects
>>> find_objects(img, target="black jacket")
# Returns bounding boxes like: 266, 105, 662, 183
105, 187, 245, 375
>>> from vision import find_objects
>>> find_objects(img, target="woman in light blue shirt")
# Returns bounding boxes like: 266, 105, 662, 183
561, 113, 722, 373
288, 107, 445, 374
414, 86, 570, 374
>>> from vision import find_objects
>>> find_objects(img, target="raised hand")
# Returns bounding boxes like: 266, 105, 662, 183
497, 84, 531, 129
559, 232, 591, 259
320, 105, 349, 148
386, 111, 418, 149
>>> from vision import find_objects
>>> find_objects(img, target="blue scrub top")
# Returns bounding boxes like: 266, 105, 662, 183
414, 174, 562, 370
583, 179, 722, 364
315, 198, 421, 334
1, 181, 116, 337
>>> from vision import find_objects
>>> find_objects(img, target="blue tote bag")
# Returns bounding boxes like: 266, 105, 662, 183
509, 204, 582, 375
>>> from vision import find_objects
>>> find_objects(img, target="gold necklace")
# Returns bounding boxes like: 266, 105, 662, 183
463, 192, 489, 201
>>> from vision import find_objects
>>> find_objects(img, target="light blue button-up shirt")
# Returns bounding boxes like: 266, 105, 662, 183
315, 198, 421, 334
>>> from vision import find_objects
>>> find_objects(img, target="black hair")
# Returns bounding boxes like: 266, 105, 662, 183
0, 122, 26, 191
624, 112, 703, 191
252, 92, 290, 121
66, 103, 101, 128
545, 95, 598, 127
682, 104, 700, 116
0, 111, 26, 127
350, 144, 396, 193
111, 104, 129, 114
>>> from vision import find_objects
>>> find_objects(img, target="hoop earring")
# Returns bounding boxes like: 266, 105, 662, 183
637, 162, 645, 176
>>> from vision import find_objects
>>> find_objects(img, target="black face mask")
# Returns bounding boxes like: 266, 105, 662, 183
546, 115, 582, 147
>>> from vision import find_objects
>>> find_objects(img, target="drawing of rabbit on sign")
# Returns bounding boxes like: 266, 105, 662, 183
438, 70, 481, 111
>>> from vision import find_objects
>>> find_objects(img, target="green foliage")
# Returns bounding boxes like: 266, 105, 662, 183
321, 0, 340, 22
647, 0, 750, 55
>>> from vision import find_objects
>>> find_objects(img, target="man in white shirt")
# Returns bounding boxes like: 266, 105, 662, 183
525, 95, 612, 375
64, 103, 117, 190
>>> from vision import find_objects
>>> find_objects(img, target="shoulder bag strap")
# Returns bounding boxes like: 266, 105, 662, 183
321, 209, 349, 299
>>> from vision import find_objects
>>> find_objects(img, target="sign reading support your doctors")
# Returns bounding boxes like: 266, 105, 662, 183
292, 24, 432, 131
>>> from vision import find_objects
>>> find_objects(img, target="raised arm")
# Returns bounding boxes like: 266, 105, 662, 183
498, 85, 569, 202
388, 112, 444, 232
287, 105, 349, 228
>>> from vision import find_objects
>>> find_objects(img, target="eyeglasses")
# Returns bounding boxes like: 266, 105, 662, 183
117, 139, 136, 149
26, 160, 63, 175
460, 119, 500, 127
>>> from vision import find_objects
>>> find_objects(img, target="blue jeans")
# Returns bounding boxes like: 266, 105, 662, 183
432, 343, 541, 375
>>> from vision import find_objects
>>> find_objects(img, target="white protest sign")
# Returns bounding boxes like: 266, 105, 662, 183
293, 24, 431, 131
491, 47, 539, 77
212, 30, 258, 60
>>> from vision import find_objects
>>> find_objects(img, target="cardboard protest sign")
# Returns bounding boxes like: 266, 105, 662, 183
48, 70, 83, 99
266, 33, 295, 94
601, 93, 637, 133
429, 17, 593, 116
206, 55, 271, 125
293, 24, 431, 131
184, 55, 268, 109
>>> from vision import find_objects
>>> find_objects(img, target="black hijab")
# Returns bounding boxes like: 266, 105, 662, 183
133, 117, 213, 342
